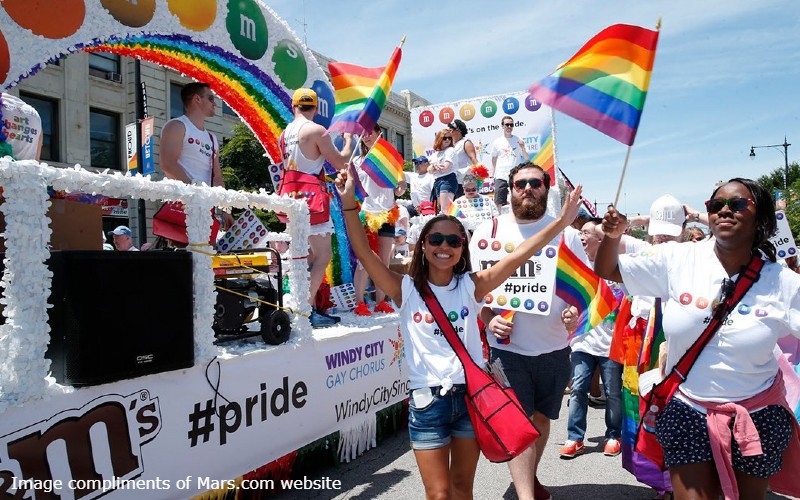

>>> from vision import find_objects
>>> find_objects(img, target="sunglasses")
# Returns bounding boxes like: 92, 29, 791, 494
464, 187, 478, 193
513, 178, 544, 190
442, 136, 452, 141
704, 197, 753, 214
426, 232, 464, 248
503, 123, 514, 128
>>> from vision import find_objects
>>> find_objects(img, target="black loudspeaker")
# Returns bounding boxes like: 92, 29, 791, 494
38, 251, 195, 386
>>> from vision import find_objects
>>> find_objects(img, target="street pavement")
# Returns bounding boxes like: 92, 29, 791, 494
273, 394, 792, 499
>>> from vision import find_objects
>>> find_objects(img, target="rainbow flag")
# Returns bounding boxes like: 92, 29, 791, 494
446, 202, 465, 218
555, 238, 620, 337
532, 132, 556, 186
638, 299, 665, 373
328, 40, 403, 137
529, 23, 660, 146
361, 137, 404, 188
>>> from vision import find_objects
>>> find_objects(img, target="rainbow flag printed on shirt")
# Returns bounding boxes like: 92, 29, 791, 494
555, 237, 620, 338
529, 23, 660, 146
361, 137, 404, 189
328, 41, 403, 137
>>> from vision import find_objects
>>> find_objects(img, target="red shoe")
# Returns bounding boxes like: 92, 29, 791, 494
354, 302, 372, 316
534, 476, 551, 500
559, 440, 585, 458
604, 438, 621, 456
373, 300, 395, 313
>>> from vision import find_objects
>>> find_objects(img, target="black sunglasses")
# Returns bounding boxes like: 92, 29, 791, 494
426, 232, 464, 248
513, 178, 544, 190
442, 136, 452, 141
464, 187, 478, 193
704, 197, 753, 214
503, 123, 514, 128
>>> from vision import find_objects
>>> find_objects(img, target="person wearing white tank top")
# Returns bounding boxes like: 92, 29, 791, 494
283, 88, 354, 328
160, 82, 234, 229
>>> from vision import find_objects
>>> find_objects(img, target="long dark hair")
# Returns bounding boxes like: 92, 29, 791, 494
710, 177, 777, 262
409, 215, 472, 296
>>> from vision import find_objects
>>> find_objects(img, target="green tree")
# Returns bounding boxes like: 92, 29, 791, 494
756, 161, 800, 239
218, 122, 283, 231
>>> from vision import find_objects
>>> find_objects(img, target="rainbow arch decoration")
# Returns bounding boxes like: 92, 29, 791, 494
0, 0, 336, 163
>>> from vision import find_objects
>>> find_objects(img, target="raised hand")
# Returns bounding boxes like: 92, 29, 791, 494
334, 163, 356, 203
601, 206, 628, 238
560, 184, 583, 224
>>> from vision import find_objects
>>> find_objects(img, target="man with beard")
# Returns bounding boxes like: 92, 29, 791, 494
469, 162, 587, 500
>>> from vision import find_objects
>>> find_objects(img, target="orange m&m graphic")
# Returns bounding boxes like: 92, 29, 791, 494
168, 0, 217, 31
3, 0, 85, 39
102, 0, 156, 28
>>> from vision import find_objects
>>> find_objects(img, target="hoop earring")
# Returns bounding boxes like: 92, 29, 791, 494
455, 257, 467, 274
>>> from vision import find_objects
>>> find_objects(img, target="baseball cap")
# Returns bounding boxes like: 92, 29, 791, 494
648, 195, 685, 237
418, 201, 436, 215
412, 155, 429, 164
395, 228, 407, 237
109, 225, 132, 237
448, 119, 468, 136
291, 88, 318, 107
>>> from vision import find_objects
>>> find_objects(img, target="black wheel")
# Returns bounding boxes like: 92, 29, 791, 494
260, 310, 291, 345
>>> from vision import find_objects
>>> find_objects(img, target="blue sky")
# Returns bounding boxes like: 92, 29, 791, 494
267, 0, 800, 216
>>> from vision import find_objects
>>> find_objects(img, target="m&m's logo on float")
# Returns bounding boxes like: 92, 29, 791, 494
0, 0, 334, 163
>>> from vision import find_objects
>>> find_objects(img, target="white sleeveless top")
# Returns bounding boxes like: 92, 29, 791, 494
281, 119, 325, 175
451, 138, 473, 183
163, 115, 216, 185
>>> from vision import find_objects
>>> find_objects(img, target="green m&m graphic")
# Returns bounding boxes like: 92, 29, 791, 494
272, 39, 307, 90
226, 0, 268, 60
510, 297, 521, 308
480, 100, 498, 118
448, 311, 459, 322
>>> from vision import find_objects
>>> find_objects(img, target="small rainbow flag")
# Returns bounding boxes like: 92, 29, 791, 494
555, 237, 620, 337
638, 298, 665, 373
446, 202, 465, 218
361, 137, 404, 188
529, 23, 660, 146
328, 40, 403, 137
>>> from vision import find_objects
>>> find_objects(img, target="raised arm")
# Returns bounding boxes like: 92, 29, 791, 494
472, 185, 583, 299
594, 206, 627, 282
334, 164, 404, 305
315, 129, 353, 170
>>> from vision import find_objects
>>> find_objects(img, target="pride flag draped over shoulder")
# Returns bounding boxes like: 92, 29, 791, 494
555, 237, 620, 337
361, 137, 404, 188
328, 39, 404, 137
529, 22, 659, 146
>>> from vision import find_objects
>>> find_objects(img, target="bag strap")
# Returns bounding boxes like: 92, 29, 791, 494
208, 131, 216, 186
491, 217, 498, 238
659, 254, 765, 398
421, 282, 482, 374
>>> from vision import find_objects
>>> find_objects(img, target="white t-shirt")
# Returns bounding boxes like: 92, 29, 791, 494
490, 135, 525, 182
407, 171, 434, 207
469, 215, 587, 356
1, 93, 42, 160
162, 115, 217, 185
399, 275, 485, 389
451, 138, 473, 183
618, 238, 800, 402
355, 155, 395, 213
429, 147, 455, 180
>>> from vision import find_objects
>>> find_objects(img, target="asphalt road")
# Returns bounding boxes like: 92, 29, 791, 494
272, 395, 792, 499
277, 395, 650, 499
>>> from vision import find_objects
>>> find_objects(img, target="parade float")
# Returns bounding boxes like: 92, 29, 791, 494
0, 2, 406, 498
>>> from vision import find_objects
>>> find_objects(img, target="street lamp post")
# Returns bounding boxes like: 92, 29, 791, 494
750, 137, 791, 190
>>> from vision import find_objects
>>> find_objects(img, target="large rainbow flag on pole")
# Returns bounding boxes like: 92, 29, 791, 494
328, 38, 404, 137
361, 137, 405, 188
528, 22, 659, 146
555, 238, 620, 338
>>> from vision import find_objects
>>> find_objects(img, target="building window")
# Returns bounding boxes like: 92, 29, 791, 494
89, 109, 120, 170
395, 133, 405, 159
222, 101, 237, 117
379, 126, 388, 139
19, 93, 59, 162
88, 53, 121, 80
170, 82, 184, 119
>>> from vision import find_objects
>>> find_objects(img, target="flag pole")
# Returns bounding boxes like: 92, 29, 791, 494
612, 145, 633, 207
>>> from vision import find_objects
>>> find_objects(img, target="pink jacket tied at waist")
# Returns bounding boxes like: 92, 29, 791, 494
686, 368, 800, 500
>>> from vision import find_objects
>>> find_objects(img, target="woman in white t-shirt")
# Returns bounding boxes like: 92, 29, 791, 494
336, 166, 582, 500
595, 178, 800, 500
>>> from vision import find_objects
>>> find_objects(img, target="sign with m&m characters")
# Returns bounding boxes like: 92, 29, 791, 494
770, 210, 798, 260
216, 209, 269, 253
471, 238, 558, 315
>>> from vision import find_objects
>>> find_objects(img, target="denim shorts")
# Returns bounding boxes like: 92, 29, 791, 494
407, 384, 475, 450
655, 398, 794, 477
490, 347, 571, 420
432, 173, 458, 198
